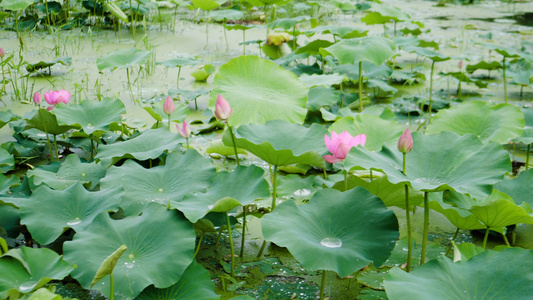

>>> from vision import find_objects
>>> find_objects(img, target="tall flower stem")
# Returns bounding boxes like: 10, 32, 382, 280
343, 168, 348, 191
167, 114, 171, 131
428, 60, 436, 123
402, 152, 412, 272
320, 270, 327, 300
109, 272, 115, 300
258, 165, 278, 257
502, 57, 507, 104
445, 228, 460, 256
225, 212, 235, 277
240, 206, 247, 258
358, 61, 363, 112
126, 68, 135, 104
526, 144, 530, 171
194, 233, 204, 258
227, 121, 240, 166
482, 228, 490, 250
53, 134, 60, 161
420, 191, 429, 265
38, 109, 55, 161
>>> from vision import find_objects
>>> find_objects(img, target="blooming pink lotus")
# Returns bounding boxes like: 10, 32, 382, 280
163, 96, 175, 115
44, 89, 70, 110
214, 94, 232, 122
324, 131, 366, 163
176, 121, 190, 139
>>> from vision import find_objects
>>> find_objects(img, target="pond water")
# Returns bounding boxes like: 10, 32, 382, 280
1, 0, 532, 299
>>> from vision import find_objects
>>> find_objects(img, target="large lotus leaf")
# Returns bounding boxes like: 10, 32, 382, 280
267, 16, 310, 30
0, 247, 74, 297
24, 109, 77, 136
0, 177, 31, 208
63, 203, 196, 299
483, 43, 523, 58
307, 86, 340, 110
177, 165, 269, 223
136, 261, 219, 300
0, 0, 33, 10
0, 148, 14, 173
328, 114, 402, 151
0, 110, 18, 129
20, 182, 123, 245
209, 56, 308, 127
428, 192, 486, 230
513, 108, 533, 144
494, 168, 533, 206
262, 187, 398, 277
466, 60, 502, 74
97, 48, 153, 71
206, 9, 244, 21
361, 11, 394, 25
52, 98, 125, 135
426, 101, 524, 144
96, 127, 183, 167
100, 150, 216, 216
405, 46, 450, 62
295, 40, 334, 56
27, 154, 106, 190
384, 248, 533, 300
320, 37, 395, 66
191, 0, 224, 10
368, 2, 410, 22
469, 190, 533, 228
345, 131, 511, 199
222, 120, 328, 167
299, 73, 345, 88
0, 174, 21, 195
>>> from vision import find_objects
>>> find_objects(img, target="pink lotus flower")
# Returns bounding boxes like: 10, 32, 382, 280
163, 96, 175, 115
214, 94, 232, 121
324, 131, 366, 163
44, 89, 70, 110
176, 121, 190, 139
397, 129, 413, 154
0, 48, 4, 58
33, 92, 42, 105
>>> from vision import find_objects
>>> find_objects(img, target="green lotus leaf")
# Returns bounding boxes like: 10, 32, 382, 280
405, 46, 450, 62
157, 56, 199, 68
205, 140, 247, 158
262, 187, 399, 277
222, 119, 328, 167
100, 150, 216, 216
307, 86, 340, 110
0, 150, 15, 176
494, 168, 533, 206
177, 165, 269, 223
320, 36, 396, 66
25, 57, 72, 73
428, 192, 485, 230
95, 127, 183, 167
368, 2, 410, 22
0, 0, 33, 11
466, 60, 502, 74
469, 190, 533, 228
0, 110, 18, 129
143, 98, 189, 125
191, 64, 215, 82
384, 237, 448, 269
0, 177, 31, 208
299, 73, 345, 88
20, 182, 123, 245
276, 174, 318, 200
24, 109, 77, 136
136, 261, 219, 300
97, 48, 153, 71
52, 98, 125, 135
508, 68, 533, 86
426, 101, 524, 144
384, 248, 533, 300
440, 71, 488, 88
206, 9, 244, 21
63, 203, 195, 299
304, 26, 367, 39
345, 131, 511, 199
361, 12, 394, 25
513, 108, 533, 144
27, 154, 106, 190
191, 0, 224, 11
295, 39, 334, 56
0, 247, 74, 297
209, 56, 308, 127
328, 114, 402, 151
267, 16, 310, 30
483, 43, 523, 58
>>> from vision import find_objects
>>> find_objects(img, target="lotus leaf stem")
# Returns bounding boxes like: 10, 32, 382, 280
129, 0, 135, 39
526, 144, 530, 171
53, 134, 60, 161
225, 212, 235, 277
227, 122, 240, 166
428, 60, 436, 123
403, 153, 412, 272
38, 109, 55, 162
109, 272, 114, 300
502, 57, 507, 103
271, 165, 278, 210
369, 169, 373, 182
358, 61, 363, 112
215, 226, 223, 250
343, 168, 347, 191
502, 233, 510, 247
126, 68, 135, 104
167, 114, 171, 131
224, 20, 229, 51
242, 30, 246, 55
445, 228, 460, 257
240, 206, 247, 258
420, 191, 429, 265
482, 228, 490, 249
194, 232, 204, 258
177, 66, 181, 88
320, 270, 326, 300
257, 240, 267, 258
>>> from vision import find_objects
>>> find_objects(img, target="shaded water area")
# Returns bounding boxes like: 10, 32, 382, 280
1, 0, 533, 299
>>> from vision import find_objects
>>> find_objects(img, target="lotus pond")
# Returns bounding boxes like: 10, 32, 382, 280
0, 0, 533, 299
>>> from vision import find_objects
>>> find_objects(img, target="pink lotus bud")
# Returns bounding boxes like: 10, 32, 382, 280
215, 94, 233, 121
397, 129, 413, 154
33, 92, 42, 105
163, 96, 175, 115
176, 121, 191, 139
458, 60, 463, 69
0, 48, 4, 58
324, 131, 366, 163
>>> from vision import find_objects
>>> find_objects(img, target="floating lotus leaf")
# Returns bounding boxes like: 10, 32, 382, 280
63, 203, 195, 299
222, 119, 328, 167
27, 154, 106, 190
97, 48, 153, 71
96, 127, 183, 167
494, 168, 533, 206
345, 131, 511, 199
20, 182, 123, 245
320, 36, 396, 66
100, 150, 215, 216
426, 101, 524, 144
328, 114, 402, 151
136, 261, 219, 300
209, 56, 308, 127
52, 98, 125, 135
0, 247, 74, 297
24, 109, 77, 136
385, 248, 533, 300
262, 187, 398, 277
178, 165, 269, 223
